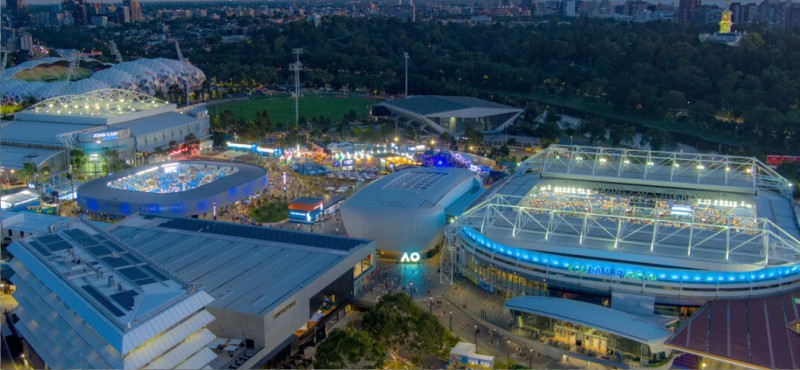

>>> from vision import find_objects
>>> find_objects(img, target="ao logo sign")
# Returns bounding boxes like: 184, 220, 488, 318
401, 252, 421, 263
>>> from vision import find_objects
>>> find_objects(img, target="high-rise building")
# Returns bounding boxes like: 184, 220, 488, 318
123, 0, 143, 22
62, 0, 88, 25
678, 0, 700, 22
8, 0, 28, 28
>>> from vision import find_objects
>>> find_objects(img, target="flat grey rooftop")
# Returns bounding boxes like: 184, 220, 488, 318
1, 120, 89, 146
107, 215, 373, 316
346, 167, 479, 209
111, 111, 199, 136
0, 145, 64, 169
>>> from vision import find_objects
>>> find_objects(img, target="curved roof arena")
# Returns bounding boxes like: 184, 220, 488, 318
341, 166, 483, 254
77, 161, 268, 217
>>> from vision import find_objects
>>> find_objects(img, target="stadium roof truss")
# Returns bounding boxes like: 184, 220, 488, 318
449, 193, 800, 268
25, 89, 168, 118
518, 146, 794, 198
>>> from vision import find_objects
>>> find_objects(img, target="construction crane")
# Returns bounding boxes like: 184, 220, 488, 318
175, 41, 190, 105
108, 40, 123, 64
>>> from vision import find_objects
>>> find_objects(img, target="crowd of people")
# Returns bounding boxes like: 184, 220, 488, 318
109, 164, 238, 193
519, 190, 758, 232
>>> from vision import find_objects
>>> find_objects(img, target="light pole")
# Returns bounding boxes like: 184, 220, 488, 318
410, 282, 413, 299
473, 324, 478, 345
449, 311, 453, 332
290, 48, 303, 129
506, 339, 511, 362
529, 348, 533, 369
429, 296, 433, 315
403, 51, 409, 98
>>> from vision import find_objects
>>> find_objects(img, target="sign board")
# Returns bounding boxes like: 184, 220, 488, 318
400, 252, 421, 263
766, 155, 800, 166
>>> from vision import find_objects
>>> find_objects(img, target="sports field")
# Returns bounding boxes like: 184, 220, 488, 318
208, 95, 377, 124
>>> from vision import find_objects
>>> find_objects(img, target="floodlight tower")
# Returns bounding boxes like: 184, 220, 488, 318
175, 41, 190, 105
108, 40, 123, 64
290, 48, 304, 128
403, 51, 409, 98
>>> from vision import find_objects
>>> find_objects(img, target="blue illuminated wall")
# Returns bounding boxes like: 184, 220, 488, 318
460, 227, 800, 285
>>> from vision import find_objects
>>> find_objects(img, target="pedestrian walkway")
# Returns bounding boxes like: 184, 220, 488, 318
352, 257, 637, 369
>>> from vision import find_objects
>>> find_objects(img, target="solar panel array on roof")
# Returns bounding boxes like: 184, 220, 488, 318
27, 240, 51, 257
101, 256, 129, 268
109, 290, 138, 311
118, 266, 147, 281
35, 234, 72, 253
83, 285, 125, 317
87, 245, 112, 257
158, 218, 363, 251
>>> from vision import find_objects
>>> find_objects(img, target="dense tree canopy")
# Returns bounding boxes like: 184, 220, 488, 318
30, 18, 800, 152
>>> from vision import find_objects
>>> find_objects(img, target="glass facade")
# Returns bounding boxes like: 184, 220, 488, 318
463, 249, 701, 319
511, 311, 667, 362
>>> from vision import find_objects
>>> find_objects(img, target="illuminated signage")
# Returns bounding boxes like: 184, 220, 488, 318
273, 300, 296, 319
568, 264, 656, 281
289, 211, 308, 217
343, 159, 355, 166
93, 131, 119, 142
401, 252, 421, 263
169, 147, 188, 156
460, 227, 800, 284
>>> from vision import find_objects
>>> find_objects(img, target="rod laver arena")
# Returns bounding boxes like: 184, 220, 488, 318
440, 145, 800, 317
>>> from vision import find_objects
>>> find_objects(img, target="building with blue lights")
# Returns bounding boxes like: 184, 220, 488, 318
440, 145, 800, 362
76, 161, 268, 218
441, 145, 800, 340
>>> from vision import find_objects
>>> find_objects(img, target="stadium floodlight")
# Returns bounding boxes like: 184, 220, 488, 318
289, 61, 303, 127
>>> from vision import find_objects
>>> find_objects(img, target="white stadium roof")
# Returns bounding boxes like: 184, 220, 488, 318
22, 89, 168, 119
0, 57, 205, 101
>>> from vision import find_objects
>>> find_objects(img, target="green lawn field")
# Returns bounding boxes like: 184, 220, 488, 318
208, 95, 376, 124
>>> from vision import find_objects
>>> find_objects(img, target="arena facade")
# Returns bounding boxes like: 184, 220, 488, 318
441, 145, 800, 314
77, 161, 267, 217
340, 166, 484, 258
0, 89, 210, 175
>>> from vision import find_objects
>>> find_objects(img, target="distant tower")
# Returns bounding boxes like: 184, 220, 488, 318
719, 3, 733, 33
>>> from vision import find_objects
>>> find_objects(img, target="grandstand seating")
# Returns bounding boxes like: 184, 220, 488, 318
109, 164, 238, 194
519, 189, 757, 231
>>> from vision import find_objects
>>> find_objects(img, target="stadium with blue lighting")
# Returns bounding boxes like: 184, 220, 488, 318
77, 161, 268, 217
440, 145, 800, 313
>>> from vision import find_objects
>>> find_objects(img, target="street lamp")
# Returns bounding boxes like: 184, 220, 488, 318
474, 324, 478, 345
506, 339, 511, 362
429, 296, 434, 315
449, 311, 453, 332
529, 347, 533, 369
410, 282, 414, 299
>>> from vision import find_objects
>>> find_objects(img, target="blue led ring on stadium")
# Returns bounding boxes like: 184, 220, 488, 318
460, 227, 800, 284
